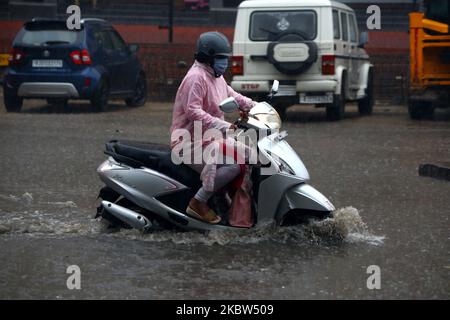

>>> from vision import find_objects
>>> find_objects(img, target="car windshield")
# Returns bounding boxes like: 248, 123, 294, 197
16, 21, 82, 46
250, 10, 317, 41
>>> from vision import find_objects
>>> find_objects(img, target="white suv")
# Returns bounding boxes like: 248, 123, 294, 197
230, 0, 374, 121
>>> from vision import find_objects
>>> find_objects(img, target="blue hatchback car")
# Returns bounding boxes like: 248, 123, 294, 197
3, 18, 147, 112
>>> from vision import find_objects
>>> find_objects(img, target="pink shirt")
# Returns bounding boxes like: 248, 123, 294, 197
170, 61, 255, 148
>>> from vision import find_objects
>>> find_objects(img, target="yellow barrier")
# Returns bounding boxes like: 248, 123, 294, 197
409, 13, 450, 89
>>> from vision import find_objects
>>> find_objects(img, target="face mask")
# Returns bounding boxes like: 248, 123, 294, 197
213, 57, 228, 77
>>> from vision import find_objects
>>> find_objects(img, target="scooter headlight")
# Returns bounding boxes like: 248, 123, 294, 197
265, 150, 295, 175
253, 113, 281, 130
250, 102, 282, 130
277, 157, 295, 175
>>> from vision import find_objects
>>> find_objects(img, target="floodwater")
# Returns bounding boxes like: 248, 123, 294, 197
0, 101, 449, 299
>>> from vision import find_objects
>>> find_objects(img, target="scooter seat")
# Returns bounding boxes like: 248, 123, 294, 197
105, 140, 201, 190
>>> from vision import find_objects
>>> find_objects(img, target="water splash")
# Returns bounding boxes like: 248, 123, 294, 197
308, 207, 385, 246
0, 192, 34, 205
0, 206, 384, 246
0, 211, 103, 236
0, 193, 78, 208
42, 201, 77, 208
108, 206, 384, 247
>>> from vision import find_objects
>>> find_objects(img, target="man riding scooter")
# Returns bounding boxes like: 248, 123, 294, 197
170, 31, 257, 224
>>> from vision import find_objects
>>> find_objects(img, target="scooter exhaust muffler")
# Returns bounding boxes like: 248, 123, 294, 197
101, 200, 151, 231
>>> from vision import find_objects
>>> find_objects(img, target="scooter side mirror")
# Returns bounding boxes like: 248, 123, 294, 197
271, 80, 279, 95
267, 80, 279, 102
219, 97, 240, 113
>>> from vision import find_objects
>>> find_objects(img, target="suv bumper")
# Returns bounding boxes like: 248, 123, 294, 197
18, 82, 79, 98
3, 67, 100, 99
231, 80, 337, 95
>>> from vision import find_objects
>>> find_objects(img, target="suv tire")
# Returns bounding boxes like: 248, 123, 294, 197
326, 75, 346, 121
91, 79, 110, 112
4, 92, 23, 112
408, 100, 434, 120
358, 69, 374, 115
125, 73, 147, 107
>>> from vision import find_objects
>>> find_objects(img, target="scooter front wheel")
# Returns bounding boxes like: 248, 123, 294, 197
281, 209, 332, 226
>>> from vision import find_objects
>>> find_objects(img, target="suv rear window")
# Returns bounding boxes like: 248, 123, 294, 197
15, 21, 82, 46
333, 10, 340, 39
340, 12, 349, 42
250, 10, 317, 41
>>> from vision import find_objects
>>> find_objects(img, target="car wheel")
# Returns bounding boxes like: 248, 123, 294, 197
91, 79, 109, 112
125, 73, 147, 107
326, 75, 346, 121
358, 69, 374, 116
408, 100, 434, 120
4, 92, 23, 112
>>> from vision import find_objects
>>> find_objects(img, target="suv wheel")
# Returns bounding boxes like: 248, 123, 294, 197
125, 73, 147, 107
408, 100, 434, 120
4, 92, 23, 112
326, 75, 346, 121
358, 69, 374, 115
91, 79, 109, 112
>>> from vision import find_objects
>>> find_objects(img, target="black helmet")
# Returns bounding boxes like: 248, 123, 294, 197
195, 31, 231, 64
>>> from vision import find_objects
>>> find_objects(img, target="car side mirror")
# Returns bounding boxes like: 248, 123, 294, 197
358, 32, 369, 48
129, 44, 140, 53
219, 97, 239, 113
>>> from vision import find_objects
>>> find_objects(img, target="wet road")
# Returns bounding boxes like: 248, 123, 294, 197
0, 98, 449, 299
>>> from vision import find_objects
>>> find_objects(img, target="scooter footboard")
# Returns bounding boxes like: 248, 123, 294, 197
276, 184, 335, 222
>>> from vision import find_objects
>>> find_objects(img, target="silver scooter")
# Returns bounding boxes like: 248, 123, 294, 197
96, 81, 335, 232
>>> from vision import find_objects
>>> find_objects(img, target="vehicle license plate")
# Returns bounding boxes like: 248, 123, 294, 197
299, 93, 333, 104
32, 59, 63, 68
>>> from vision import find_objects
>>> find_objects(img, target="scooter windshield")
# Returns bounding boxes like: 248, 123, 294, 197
249, 102, 282, 130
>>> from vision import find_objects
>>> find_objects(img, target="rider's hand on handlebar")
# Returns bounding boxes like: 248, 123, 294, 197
229, 123, 237, 130
240, 111, 249, 120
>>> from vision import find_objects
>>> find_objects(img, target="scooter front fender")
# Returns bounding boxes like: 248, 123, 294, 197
276, 184, 335, 222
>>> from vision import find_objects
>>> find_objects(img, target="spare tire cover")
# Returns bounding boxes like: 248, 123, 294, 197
267, 32, 318, 75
